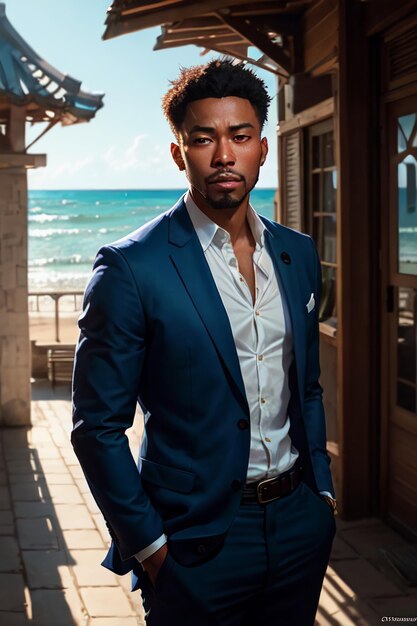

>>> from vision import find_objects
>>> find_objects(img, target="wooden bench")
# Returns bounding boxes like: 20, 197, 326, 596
47, 345, 76, 387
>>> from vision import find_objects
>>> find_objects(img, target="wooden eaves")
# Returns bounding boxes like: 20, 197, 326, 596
103, 0, 314, 79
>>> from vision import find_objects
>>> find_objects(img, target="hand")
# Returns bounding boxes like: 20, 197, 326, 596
320, 495, 337, 514
142, 544, 169, 588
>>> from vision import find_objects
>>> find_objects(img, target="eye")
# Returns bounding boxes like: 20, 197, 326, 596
194, 137, 211, 145
233, 134, 250, 142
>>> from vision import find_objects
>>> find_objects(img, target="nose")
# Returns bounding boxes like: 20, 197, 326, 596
211, 138, 236, 169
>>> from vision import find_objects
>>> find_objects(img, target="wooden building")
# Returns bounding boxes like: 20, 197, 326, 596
103, 0, 417, 537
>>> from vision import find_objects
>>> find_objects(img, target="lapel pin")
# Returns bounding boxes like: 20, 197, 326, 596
280, 251, 291, 264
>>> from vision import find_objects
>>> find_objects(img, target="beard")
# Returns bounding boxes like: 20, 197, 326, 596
204, 189, 249, 210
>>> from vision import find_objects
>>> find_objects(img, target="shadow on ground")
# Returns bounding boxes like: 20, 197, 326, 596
0, 379, 143, 625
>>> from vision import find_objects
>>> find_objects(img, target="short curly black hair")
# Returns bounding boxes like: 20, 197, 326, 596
162, 58, 271, 138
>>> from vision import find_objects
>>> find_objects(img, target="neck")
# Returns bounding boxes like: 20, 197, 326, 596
189, 188, 252, 245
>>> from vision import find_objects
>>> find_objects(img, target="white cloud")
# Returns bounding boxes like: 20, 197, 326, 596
102, 135, 147, 171
28, 154, 95, 188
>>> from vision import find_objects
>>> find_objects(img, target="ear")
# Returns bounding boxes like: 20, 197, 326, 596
171, 142, 185, 171
260, 137, 268, 166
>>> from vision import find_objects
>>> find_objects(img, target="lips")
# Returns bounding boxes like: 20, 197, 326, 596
208, 175, 242, 184
210, 180, 241, 191
208, 172, 243, 192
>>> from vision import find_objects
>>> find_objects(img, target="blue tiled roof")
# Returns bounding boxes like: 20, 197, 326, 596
0, 3, 104, 124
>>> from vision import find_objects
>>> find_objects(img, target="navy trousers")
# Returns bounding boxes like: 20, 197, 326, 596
143, 481, 335, 626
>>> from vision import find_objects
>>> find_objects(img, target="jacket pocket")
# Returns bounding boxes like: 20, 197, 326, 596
140, 458, 195, 493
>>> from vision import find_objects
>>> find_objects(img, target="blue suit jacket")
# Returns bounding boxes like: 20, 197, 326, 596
71, 195, 334, 589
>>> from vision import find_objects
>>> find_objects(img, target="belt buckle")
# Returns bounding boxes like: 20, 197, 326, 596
256, 475, 280, 504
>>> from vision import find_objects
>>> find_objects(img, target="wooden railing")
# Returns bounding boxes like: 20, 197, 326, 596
28, 291, 84, 343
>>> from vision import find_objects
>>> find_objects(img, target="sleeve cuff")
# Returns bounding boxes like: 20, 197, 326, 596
134, 534, 167, 564
319, 490, 335, 499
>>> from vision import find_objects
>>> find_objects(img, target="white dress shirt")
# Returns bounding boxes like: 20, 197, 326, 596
185, 192, 299, 481
136, 193, 299, 562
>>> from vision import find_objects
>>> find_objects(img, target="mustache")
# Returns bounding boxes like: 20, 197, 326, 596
206, 170, 245, 184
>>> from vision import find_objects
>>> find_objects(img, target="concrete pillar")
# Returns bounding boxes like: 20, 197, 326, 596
0, 167, 31, 426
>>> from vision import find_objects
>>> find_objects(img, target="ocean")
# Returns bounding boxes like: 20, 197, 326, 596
28, 189, 276, 291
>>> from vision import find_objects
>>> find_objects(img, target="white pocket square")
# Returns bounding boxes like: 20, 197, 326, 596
306, 293, 315, 313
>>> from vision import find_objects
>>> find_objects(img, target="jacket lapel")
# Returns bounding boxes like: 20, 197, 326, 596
168, 200, 249, 413
263, 227, 306, 407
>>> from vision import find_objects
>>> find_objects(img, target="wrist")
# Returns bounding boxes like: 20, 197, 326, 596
142, 544, 168, 572
320, 494, 337, 514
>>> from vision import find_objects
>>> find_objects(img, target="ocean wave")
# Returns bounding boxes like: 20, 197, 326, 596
29, 254, 94, 267
30, 228, 81, 238
29, 213, 70, 223
29, 206, 44, 213
399, 227, 417, 233
29, 208, 157, 225
30, 225, 132, 237
29, 270, 90, 291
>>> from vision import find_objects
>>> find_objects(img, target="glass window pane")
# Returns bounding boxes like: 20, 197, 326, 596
319, 265, 337, 323
397, 287, 416, 413
314, 216, 337, 264
312, 135, 321, 169
398, 113, 416, 153
323, 131, 334, 167
398, 155, 417, 275
398, 124, 408, 153
323, 171, 337, 213
312, 173, 320, 211
399, 113, 416, 142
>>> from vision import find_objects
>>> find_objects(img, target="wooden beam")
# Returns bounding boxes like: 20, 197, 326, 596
159, 26, 241, 43
277, 97, 334, 134
154, 34, 245, 50
337, 0, 377, 518
167, 16, 225, 31
219, 13, 292, 75
104, 0, 258, 39
243, 14, 300, 38
363, 0, 417, 36
204, 43, 249, 57
206, 44, 285, 77
121, 0, 181, 16
231, 2, 294, 15
231, 1, 311, 16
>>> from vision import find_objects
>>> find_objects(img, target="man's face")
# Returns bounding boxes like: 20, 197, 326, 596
171, 96, 268, 211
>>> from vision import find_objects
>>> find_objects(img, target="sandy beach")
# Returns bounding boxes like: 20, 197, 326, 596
29, 294, 82, 345
30, 310, 80, 345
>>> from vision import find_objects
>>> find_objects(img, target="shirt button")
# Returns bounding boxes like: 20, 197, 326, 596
261, 398, 266, 404
237, 419, 249, 430
240, 277, 244, 282
196, 544, 206, 555
231, 480, 241, 492
255, 310, 260, 316
258, 355, 264, 361
265, 437, 271, 443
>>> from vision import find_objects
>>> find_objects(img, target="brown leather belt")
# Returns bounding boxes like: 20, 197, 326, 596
242, 466, 302, 505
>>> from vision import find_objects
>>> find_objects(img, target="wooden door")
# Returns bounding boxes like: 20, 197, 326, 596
385, 97, 417, 532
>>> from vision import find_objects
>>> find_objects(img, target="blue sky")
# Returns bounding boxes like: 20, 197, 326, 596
7, 0, 279, 190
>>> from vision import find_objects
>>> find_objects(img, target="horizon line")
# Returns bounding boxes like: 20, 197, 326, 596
28, 187, 278, 192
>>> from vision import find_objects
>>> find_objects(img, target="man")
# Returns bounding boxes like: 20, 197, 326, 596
72, 59, 336, 626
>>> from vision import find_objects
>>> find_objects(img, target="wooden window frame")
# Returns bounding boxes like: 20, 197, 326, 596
305, 117, 338, 337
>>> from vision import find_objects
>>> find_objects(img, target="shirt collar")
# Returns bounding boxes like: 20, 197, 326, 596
184, 190, 266, 252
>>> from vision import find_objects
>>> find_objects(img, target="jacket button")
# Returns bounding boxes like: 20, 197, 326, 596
237, 419, 249, 430
196, 544, 206, 554
231, 480, 241, 492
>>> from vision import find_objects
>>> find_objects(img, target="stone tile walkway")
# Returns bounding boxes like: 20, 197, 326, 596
0, 380, 415, 625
